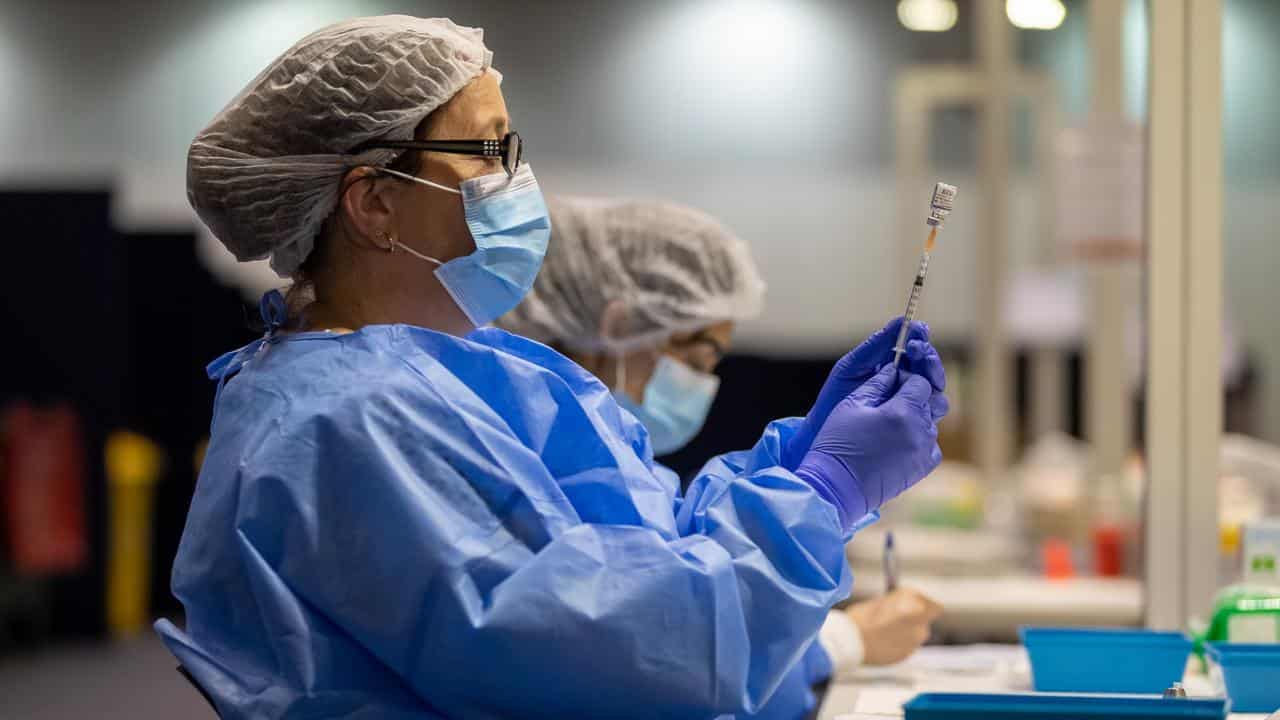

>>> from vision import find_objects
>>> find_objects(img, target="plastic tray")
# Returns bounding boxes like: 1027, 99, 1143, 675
1020, 627, 1193, 693
903, 692, 1227, 719
1206, 642, 1280, 713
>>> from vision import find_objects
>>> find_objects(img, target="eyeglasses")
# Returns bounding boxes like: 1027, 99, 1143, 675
351, 131, 523, 177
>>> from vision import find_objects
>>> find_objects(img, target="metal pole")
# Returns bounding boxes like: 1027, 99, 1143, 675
1183, 0, 1224, 623
1144, 0, 1222, 629
974, 0, 1013, 484
1084, 0, 1134, 546
1145, 0, 1189, 632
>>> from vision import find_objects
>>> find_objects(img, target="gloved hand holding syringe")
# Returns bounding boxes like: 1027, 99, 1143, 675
892, 182, 958, 369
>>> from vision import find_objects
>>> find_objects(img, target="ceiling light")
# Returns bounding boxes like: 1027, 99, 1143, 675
898, 0, 959, 33
1006, 0, 1067, 30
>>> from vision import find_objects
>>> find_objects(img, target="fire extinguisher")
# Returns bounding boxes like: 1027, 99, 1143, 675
0, 402, 90, 575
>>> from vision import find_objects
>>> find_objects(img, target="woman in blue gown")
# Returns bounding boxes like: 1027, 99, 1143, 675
158, 15, 947, 720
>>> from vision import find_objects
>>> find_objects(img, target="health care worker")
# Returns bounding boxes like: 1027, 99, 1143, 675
498, 196, 946, 717
157, 16, 948, 720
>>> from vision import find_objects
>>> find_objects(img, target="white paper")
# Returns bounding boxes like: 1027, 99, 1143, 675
851, 688, 914, 715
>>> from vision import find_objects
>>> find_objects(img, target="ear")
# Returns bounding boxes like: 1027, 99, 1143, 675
338, 167, 397, 245
598, 299, 631, 344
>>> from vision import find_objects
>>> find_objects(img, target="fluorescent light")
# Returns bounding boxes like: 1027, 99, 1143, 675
898, 0, 959, 32
706, 0, 804, 65
1006, 0, 1067, 30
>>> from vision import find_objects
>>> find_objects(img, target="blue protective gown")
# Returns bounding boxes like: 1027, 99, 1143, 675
157, 314, 860, 719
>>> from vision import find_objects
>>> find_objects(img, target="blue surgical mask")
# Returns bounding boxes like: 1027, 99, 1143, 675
614, 354, 721, 456
380, 163, 550, 327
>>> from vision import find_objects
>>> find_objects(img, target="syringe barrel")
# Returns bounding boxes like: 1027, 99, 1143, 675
891, 315, 913, 368
892, 252, 932, 368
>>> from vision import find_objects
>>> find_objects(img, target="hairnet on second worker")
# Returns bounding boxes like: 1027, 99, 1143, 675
498, 196, 767, 353
186, 16, 496, 277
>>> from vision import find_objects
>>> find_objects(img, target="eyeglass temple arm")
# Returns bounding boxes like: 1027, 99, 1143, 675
349, 139, 504, 156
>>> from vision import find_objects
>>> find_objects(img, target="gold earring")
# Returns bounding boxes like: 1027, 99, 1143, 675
382, 232, 396, 252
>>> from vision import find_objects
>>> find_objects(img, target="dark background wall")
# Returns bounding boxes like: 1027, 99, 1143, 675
0, 190, 255, 638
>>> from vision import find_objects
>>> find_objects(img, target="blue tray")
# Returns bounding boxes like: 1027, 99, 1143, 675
903, 692, 1228, 719
1206, 643, 1280, 713
1021, 627, 1193, 693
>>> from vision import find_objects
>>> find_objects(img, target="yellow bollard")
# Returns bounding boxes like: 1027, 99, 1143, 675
105, 430, 164, 638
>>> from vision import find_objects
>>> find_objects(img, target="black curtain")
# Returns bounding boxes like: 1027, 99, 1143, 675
0, 191, 256, 640
0, 190, 121, 638
115, 231, 255, 617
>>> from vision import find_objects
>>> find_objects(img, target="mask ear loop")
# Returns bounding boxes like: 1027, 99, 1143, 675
614, 352, 628, 396
613, 344, 669, 401
601, 300, 635, 398
336, 168, 452, 264
382, 232, 444, 266
377, 167, 461, 195
372, 167, 460, 266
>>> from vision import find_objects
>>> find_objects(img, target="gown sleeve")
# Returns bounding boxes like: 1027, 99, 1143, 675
744, 637, 833, 720
233, 377, 853, 719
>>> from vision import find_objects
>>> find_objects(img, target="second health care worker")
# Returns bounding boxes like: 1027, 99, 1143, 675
157, 15, 948, 720
499, 195, 947, 718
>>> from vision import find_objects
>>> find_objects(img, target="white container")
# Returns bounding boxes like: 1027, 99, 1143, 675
1243, 519, 1280, 587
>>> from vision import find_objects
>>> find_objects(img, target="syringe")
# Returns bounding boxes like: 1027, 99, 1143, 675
892, 182, 957, 369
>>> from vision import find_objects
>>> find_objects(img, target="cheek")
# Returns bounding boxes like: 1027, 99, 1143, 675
673, 348, 716, 374
691, 351, 719, 374
627, 354, 659, 400
399, 190, 473, 259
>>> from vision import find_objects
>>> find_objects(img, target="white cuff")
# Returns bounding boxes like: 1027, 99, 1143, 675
818, 609, 865, 675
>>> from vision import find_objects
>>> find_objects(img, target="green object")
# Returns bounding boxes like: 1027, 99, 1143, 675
1203, 585, 1280, 645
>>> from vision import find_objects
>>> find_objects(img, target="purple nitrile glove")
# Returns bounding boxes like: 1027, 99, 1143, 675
904, 338, 950, 423
784, 317, 945, 468
794, 365, 943, 532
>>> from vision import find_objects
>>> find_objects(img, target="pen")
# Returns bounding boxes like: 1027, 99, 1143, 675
884, 530, 899, 593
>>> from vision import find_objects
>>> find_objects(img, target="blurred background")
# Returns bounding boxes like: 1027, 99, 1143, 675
0, 0, 1275, 717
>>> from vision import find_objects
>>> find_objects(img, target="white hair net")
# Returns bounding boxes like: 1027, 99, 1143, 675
498, 196, 767, 353
187, 16, 496, 277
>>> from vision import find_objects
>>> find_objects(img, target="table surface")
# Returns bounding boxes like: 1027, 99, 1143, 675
815, 645, 1272, 720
